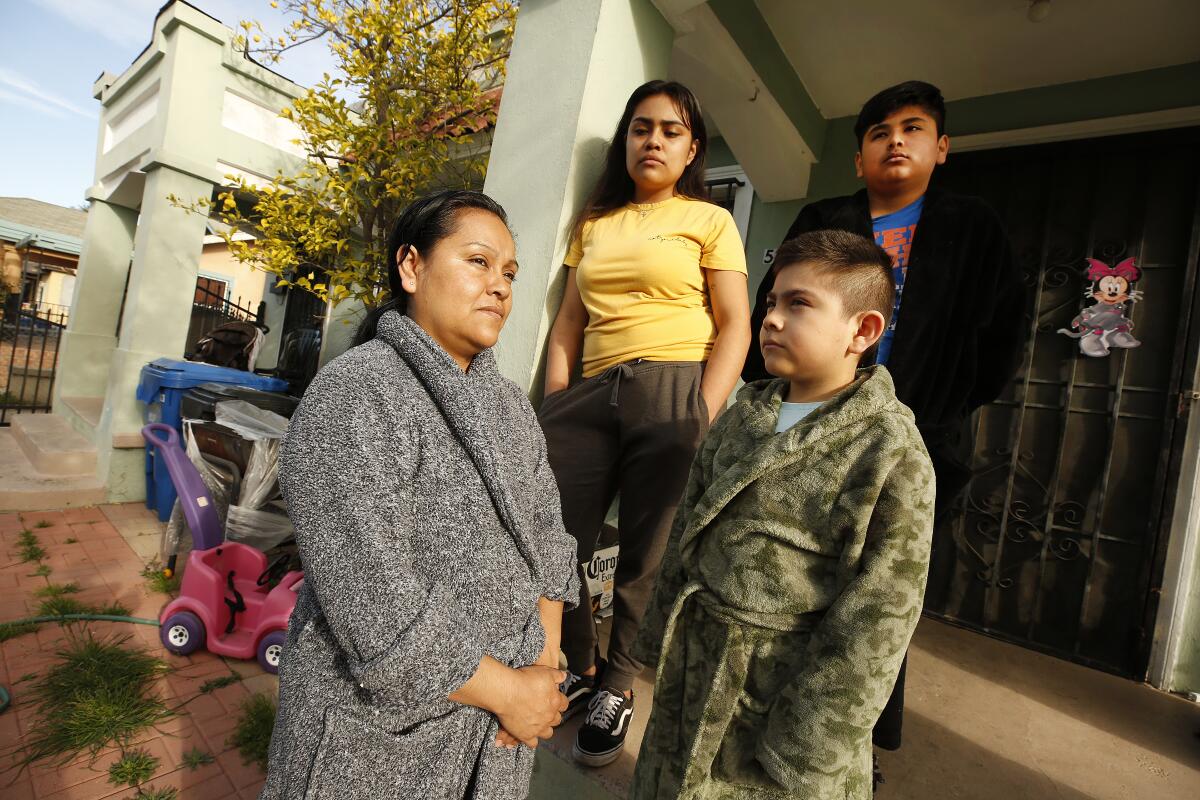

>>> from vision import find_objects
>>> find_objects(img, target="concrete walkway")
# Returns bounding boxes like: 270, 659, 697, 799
3, 504, 1197, 799
538, 614, 1200, 799
877, 618, 1200, 799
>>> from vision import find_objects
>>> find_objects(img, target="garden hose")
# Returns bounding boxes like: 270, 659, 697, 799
0, 613, 161, 714
3, 613, 160, 627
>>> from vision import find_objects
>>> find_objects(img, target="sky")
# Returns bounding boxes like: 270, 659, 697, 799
0, 0, 338, 209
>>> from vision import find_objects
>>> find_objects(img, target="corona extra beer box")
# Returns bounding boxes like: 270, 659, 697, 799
585, 524, 619, 618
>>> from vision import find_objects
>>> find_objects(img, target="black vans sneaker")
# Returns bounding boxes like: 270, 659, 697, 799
560, 657, 606, 720
560, 671, 596, 720
572, 687, 634, 767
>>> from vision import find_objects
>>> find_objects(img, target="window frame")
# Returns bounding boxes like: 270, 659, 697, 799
704, 165, 754, 243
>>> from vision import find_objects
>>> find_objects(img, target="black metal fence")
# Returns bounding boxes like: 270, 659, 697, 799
0, 293, 67, 426
184, 282, 266, 358
272, 281, 325, 391
27, 300, 70, 324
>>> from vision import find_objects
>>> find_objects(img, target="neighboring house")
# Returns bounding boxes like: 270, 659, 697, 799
186, 220, 271, 357
0, 197, 87, 322
198, 220, 266, 316
0, 197, 264, 335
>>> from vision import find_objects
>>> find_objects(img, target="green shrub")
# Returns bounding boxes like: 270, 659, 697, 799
182, 747, 214, 769
229, 693, 276, 770
108, 748, 159, 788
140, 560, 180, 595
17, 530, 46, 563
0, 621, 41, 642
34, 583, 81, 599
198, 674, 242, 694
15, 631, 174, 767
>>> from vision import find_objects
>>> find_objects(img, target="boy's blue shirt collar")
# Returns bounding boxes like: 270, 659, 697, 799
871, 194, 925, 224
852, 185, 943, 222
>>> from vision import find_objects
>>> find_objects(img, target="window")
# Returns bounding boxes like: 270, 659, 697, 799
194, 276, 229, 308
704, 166, 753, 243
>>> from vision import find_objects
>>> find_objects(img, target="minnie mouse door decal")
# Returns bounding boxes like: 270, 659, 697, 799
1057, 258, 1143, 357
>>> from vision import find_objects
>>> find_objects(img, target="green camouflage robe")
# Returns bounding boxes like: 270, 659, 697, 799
630, 367, 935, 800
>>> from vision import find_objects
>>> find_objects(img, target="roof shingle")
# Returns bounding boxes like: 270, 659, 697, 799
0, 197, 87, 239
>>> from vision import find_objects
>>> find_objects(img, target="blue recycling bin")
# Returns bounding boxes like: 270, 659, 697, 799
136, 359, 289, 521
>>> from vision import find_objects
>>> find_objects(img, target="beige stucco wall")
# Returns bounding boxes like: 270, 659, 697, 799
37, 270, 76, 310
197, 242, 267, 310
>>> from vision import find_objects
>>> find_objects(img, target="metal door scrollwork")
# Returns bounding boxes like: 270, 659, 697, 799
925, 128, 1200, 678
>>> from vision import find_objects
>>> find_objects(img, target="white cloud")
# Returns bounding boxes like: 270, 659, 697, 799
0, 85, 68, 119
0, 68, 95, 119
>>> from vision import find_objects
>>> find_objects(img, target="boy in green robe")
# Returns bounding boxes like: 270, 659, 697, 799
631, 230, 936, 799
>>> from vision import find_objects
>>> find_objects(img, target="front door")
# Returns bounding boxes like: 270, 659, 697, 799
925, 126, 1200, 678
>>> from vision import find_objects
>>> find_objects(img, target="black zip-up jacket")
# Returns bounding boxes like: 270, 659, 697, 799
745, 187, 1026, 470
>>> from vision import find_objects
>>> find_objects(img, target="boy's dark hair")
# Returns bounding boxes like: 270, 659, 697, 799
854, 81, 946, 147
772, 230, 895, 329
354, 189, 510, 345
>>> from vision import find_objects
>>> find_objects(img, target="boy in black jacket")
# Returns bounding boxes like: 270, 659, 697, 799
744, 81, 1026, 768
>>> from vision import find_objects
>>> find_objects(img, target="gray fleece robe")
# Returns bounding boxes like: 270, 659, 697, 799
260, 311, 580, 800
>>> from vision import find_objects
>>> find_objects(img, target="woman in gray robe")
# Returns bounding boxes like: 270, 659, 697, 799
260, 191, 577, 800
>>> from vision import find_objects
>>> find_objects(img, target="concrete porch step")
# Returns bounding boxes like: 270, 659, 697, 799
59, 394, 104, 439
11, 411, 97, 476
0, 428, 106, 511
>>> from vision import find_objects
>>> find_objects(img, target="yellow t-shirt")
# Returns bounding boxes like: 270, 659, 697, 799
566, 196, 747, 377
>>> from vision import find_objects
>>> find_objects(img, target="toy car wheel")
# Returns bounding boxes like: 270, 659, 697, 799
256, 630, 288, 674
161, 611, 205, 656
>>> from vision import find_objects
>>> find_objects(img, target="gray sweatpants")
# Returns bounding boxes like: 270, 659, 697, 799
538, 360, 708, 691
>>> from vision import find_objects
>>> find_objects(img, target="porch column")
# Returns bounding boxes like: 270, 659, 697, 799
95, 164, 214, 499
482, 0, 673, 393
53, 197, 138, 404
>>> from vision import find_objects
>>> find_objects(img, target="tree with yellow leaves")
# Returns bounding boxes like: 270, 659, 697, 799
175, 0, 515, 307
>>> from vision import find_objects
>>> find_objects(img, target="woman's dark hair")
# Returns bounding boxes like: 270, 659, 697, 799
571, 80, 709, 241
853, 80, 946, 147
354, 189, 510, 345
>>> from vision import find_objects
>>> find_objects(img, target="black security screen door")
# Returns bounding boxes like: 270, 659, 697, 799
924, 126, 1200, 678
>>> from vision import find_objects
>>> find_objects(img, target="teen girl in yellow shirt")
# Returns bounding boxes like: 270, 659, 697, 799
538, 80, 750, 767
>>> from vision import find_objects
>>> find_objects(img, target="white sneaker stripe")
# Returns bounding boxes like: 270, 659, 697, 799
611, 708, 633, 737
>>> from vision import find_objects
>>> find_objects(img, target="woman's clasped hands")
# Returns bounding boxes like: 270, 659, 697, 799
449, 654, 568, 751
493, 664, 569, 749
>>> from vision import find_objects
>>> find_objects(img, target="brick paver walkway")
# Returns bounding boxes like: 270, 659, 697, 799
8, 505, 1197, 800
0, 504, 273, 800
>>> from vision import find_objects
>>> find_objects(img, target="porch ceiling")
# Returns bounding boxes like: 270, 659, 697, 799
758, 0, 1200, 119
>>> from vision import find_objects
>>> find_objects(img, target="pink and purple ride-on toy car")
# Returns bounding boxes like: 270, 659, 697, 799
142, 423, 303, 674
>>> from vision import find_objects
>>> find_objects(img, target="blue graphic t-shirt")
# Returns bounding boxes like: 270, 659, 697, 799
872, 196, 924, 365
